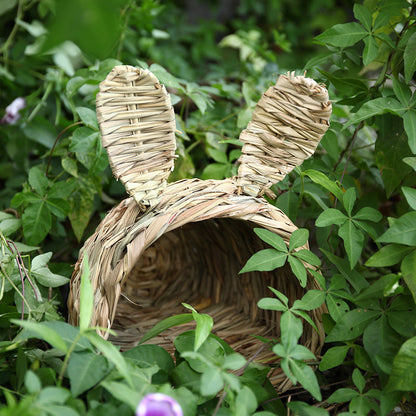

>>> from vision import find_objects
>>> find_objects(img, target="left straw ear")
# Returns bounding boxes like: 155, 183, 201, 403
96, 65, 176, 209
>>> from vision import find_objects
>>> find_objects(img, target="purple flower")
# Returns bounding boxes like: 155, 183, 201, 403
136, 393, 183, 416
1, 97, 26, 125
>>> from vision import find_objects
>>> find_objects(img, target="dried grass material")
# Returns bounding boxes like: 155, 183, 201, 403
237, 72, 332, 197
96, 65, 176, 208
67, 178, 325, 391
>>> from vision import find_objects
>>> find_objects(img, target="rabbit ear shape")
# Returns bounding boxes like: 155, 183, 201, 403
96, 65, 176, 209
237, 72, 332, 197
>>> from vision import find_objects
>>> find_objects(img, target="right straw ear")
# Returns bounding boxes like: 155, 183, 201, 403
236, 72, 332, 197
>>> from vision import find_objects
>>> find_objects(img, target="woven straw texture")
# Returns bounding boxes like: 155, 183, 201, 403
237, 72, 331, 197
68, 179, 325, 390
68, 65, 332, 392
96, 65, 176, 208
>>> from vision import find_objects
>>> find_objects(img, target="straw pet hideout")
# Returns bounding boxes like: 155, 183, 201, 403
68, 65, 331, 391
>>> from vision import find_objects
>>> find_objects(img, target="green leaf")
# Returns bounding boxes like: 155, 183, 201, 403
28, 166, 49, 195
342, 188, 356, 217
319, 345, 349, 371
289, 344, 316, 361
22, 117, 57, 148
101, 380, 144, 412
352, 368, 366, 393
79, 253, 93, 332
401, 250, 416, 303
314, 22, 367, 47
316, 208, 347, 227
124, 344, 174, 374
326, 294, 350, 322
353, 206, 382, 222
235, 386, 258, 416
140, 314, 194, 344
386, 336, 416, 392
76, 106, 98, 130
12, 320, 68, 352
240, 249, 287, 273
257, 297, 287, 312
254, 228, 287, 252
183, 304, 213, 352
392, 77, 412, 106
288, 401, 329, 416
268, 286, 289, 306
45, 198, 70, 218
288, 255, 307, 287
326, 309, 380, 342
32, 267, 69, 288
62, 157, 78, 177
38, 387, 70, 405
201, 163, 228, 180
327, 388, 359, 403
223, 353, 246, 371
403, 186, 416, 210
206, 147, 228, 164
293, 290, 326, 311
303, 170, 344, 201
354, 274, 400, 303
289, 359, 322, 401
375, 115, 413, 197
84, 331, 133, 388
363, 35, 378, 66
292, 249, 321, 267
403, 156, 416, 171
280, 312, 303, 348
289, 229, 309, 251
365, 244, 413, 267
22, 201, 52, 245
353, 3, 372, 32
68, 351, 110, 396
321, 249, 369, 292
404, 32, 416, 83
68, 177, 95, 242
403, 110, 416, 153
149, 63, 182, 89
25, 370, 41, 394
345, 97, 405, 127
338, 220, 364, 269
377, 212, 416, 246
318, 71, 367, 96
200, 367, 223, 397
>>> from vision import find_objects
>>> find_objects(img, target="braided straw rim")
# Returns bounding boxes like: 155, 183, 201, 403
237, 72, 332, 197
96, 65, 176, 208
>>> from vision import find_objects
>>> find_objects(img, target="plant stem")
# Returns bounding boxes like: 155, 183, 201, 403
58, 331, 83, 386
